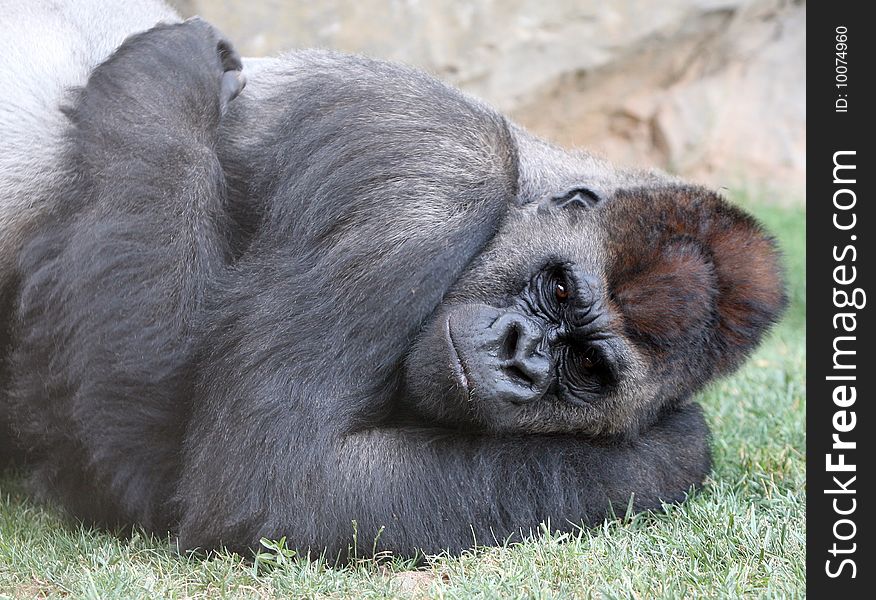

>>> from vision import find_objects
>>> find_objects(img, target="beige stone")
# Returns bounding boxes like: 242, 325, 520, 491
170, 0, 805, 201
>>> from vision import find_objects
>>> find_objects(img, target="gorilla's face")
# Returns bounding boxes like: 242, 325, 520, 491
405, 181, 784, 438
405, 187, 630, 436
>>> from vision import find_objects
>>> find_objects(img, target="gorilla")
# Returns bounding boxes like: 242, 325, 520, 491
0, 2, 786, 559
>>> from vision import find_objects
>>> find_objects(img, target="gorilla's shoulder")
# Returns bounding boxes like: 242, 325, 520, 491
219, 48, 520, 242
236, 48, 510, 135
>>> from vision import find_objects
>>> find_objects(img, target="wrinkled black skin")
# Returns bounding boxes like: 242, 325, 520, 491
2, 20, 711, 558
405, 268, 629, 434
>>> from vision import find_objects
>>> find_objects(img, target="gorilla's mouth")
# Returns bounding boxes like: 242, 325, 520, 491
444, 316, 470, 392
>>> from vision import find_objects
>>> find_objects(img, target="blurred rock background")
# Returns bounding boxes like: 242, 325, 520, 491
170, 0, 805, 202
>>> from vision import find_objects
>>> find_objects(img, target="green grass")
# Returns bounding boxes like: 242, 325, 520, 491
0, 194, 805, 599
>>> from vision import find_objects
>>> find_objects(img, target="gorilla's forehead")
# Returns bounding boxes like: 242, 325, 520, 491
484, 125, 682, 284
502, 208, 605, 268
452, 207, 607, 302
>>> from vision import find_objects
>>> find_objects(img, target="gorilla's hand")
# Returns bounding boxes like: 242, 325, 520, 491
178, 17, 247, 112
70, 17, 244, 137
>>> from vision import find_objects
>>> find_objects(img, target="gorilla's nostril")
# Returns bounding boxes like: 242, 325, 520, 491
499, 321, 521, 361
489, 312, 552, 395
503, 362, 534, 387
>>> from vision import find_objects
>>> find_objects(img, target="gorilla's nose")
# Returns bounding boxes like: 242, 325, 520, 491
443, 304, 553, 405
491, 313, 552, 401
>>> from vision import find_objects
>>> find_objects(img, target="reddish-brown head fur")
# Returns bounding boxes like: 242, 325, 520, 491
602, 187, 787, 384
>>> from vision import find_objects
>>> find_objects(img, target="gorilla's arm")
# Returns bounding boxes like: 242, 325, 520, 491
10, 20, 243, 529
179, 377, 710, 556
340, 403, 709, 556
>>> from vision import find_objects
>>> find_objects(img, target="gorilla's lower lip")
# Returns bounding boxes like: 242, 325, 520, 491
445, 316, 470, 391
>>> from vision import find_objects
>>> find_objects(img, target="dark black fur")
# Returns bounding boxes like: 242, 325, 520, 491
0, 20, 785, 559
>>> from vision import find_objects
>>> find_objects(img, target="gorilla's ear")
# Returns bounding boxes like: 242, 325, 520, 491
605, 188, 787, 376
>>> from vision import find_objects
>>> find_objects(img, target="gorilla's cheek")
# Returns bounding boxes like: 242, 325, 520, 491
403, 309, 475, 426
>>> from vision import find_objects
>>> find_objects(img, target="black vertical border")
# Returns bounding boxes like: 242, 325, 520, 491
807, 2, 874, 596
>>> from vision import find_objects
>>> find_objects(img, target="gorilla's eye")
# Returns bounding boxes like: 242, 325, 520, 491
581, 347, 600, 370
555, 282, 571, 303
539, 267, 573, 313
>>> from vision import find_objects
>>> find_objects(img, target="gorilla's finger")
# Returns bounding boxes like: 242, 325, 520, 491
220, 70, 245, 109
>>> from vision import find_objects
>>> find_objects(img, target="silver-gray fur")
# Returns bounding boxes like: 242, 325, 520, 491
0, 1, 785, 559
